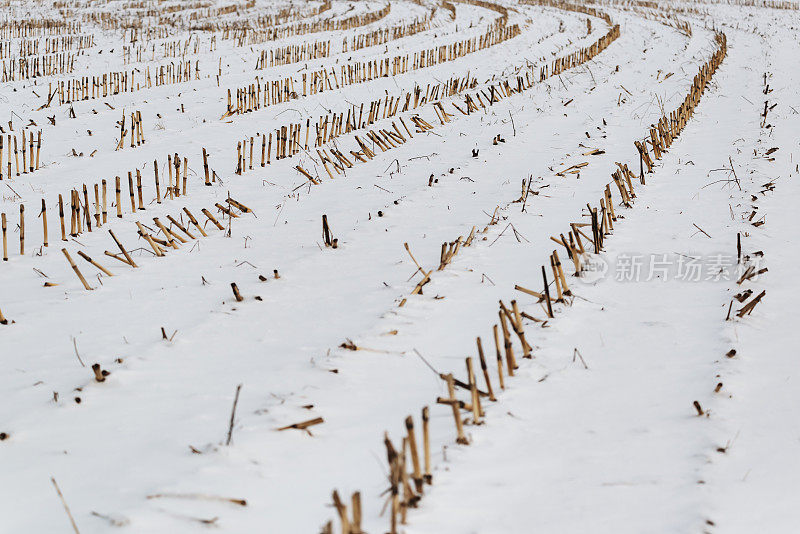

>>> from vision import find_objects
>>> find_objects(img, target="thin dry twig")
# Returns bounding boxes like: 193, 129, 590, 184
51, 477, 81, 534
226, 384, 242, 446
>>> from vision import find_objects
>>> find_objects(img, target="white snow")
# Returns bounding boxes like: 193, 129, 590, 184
1, 0, 798, 532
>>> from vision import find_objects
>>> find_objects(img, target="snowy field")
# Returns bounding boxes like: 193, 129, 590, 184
1, 0, 799, 532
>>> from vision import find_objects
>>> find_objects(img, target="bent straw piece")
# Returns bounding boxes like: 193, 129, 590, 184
166, 215, 195, 239
514, 284, 552, 303
215, 202, 239, 218
201, 208, 225, 230
162, 221, 188, 244
61, 248, 93, 290
104, 251, 133, 265
226, 197, 252, 213
511, 300, 533, 356
276, 417, 324, 431
403, 242, 425, 274
77, 251, 113, 277
153, 218, 179, 248
135, 222, 164, 257
108, 229, 137, 267
182, 208, 207, 237
410, 270, 432, 296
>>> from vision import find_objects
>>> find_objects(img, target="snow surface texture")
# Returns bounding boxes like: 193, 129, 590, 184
1, 0, 798, 533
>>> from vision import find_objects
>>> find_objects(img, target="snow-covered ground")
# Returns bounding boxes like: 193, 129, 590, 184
1, 0, 798, 532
